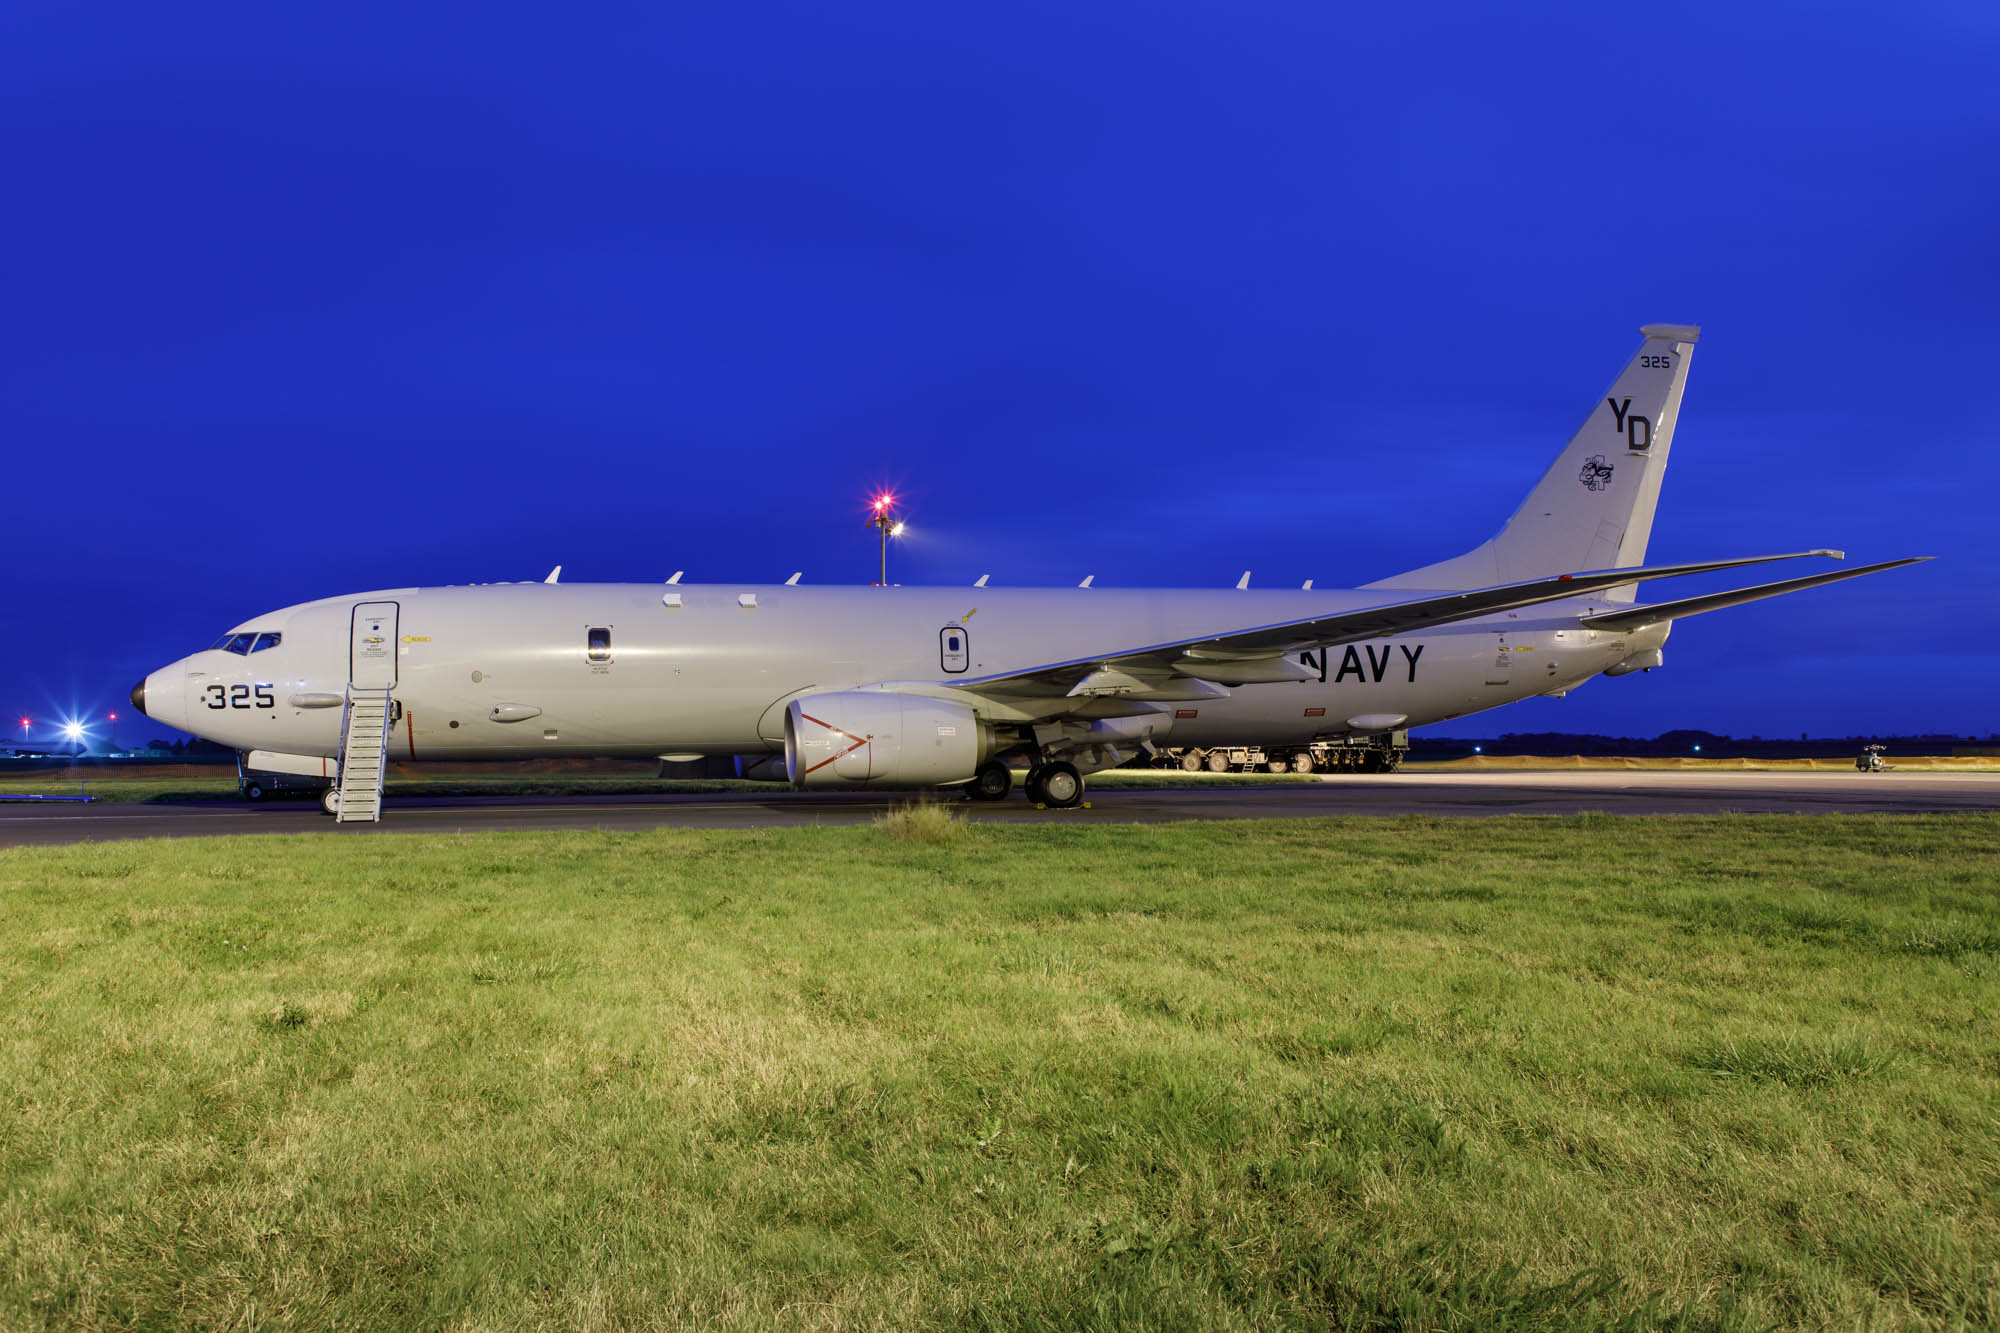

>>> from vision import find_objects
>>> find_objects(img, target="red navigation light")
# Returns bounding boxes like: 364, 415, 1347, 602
109, 712, 118, 721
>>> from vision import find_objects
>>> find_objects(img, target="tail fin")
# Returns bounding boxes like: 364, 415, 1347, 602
1368, 323, 1700, 599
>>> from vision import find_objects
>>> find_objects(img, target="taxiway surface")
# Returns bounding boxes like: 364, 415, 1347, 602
3, 771, 1996, 847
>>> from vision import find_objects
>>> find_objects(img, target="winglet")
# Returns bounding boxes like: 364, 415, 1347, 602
666, 571, 683, 585
1236, 571, 1251, 590
1078, 575, 1094, 588
544, 565, 562, 584
1302, 579, 1314, 590
974, 574, 990, 588
785, 572, 802, 586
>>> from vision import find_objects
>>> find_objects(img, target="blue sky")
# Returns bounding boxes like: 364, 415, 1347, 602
5, 1, 1994, 743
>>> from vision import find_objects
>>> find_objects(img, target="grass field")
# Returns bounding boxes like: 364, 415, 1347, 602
2, 815, 1997, 1329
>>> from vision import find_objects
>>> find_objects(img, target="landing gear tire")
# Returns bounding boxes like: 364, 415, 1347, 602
1179, 751, 1204, 773
320, 787, 340, 816
1206, 751, 1231, 774
1265, 758, 1288, 774
243, 782, 266, 802
1291, 753, 1316, 774
967, 760, 1013, 801
1031, 761, 1084, 809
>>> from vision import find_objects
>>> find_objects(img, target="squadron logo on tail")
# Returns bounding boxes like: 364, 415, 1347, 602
1579, 455, 1615, 491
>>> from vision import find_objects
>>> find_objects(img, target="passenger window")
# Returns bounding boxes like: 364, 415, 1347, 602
225, 633, 255, 655
251, 632, 281, 653
587, 627, 611, 663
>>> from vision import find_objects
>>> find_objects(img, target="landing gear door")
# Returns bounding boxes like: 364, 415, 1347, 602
351, 602, 400, 689
939, 625, 969, 674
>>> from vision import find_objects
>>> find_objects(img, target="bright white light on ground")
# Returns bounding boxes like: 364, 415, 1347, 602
62, 721, 84, 740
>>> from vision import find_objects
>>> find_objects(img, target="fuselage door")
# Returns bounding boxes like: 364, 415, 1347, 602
940, 625, 969, 674
351, 602, 400, 689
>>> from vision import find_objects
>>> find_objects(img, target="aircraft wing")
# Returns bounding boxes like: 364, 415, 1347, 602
1578, 557, 1927, 632
957, 549, 1850, 700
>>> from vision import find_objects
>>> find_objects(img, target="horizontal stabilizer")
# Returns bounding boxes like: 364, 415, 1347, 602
1580, 557, 1928, 632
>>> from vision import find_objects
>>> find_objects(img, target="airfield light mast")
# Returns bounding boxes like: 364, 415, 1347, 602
866, 493, 905, 586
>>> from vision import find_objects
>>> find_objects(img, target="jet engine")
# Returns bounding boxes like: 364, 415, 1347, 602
785, 691, 986, 787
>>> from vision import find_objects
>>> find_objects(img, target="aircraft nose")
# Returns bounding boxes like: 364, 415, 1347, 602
130, 679, 147, 717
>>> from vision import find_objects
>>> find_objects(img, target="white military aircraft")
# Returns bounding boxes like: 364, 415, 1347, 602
133, 325, 1921, 819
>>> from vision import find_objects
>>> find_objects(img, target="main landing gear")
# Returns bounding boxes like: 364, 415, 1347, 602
966, 760, 1013, 801
1024, 760, 1084, 809
962, 748, 1086, 810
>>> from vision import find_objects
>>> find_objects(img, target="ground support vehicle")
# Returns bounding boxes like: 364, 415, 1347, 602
237, 749, 339, 807
1162, 731, 1409, 775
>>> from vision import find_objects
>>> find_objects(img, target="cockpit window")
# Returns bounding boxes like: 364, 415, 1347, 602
251, 632, 281, 652
218, 633, 256, 655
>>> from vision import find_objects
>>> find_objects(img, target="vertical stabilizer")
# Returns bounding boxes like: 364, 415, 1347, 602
1368, 324, 1699, 599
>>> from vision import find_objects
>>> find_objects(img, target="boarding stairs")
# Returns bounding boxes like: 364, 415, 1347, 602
333, 688, 394, 822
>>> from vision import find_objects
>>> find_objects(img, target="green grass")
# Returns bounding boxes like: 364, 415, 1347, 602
2, 815, 1997, 1329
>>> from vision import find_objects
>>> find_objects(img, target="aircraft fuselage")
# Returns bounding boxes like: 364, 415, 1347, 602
138, 582, 1667, 763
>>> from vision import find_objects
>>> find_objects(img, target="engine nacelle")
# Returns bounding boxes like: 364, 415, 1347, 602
785, 691, 986, 787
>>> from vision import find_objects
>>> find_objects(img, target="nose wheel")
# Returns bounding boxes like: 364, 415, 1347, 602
1025, 761, 1084, 809
320, 787, 341, 817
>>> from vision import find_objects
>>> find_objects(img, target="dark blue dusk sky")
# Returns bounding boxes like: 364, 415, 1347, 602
6, 1, 1995, 744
